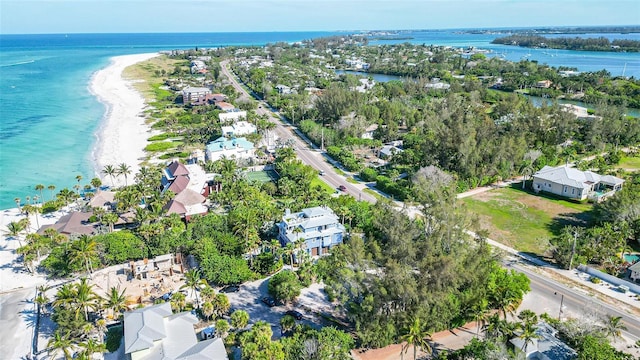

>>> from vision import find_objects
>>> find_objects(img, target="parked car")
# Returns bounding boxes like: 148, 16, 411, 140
338, 185, 347, 192
220, 285, 240, 293
285, 310, 303, 320
319, 170, 325, 176
261, 296, 278, 307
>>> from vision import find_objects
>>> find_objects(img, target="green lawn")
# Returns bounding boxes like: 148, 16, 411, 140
619, 156, 640, 170
462, 187, 593, 255
311, 177, 336, 194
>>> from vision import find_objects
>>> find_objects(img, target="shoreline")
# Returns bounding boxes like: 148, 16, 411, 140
89, 52, 159, 187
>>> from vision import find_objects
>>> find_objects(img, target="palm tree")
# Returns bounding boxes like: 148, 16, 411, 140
77, 338, 106, 360
201, 301, 214, 320
35, 290, 50, 315
95, 318, 107, 343
75, 174, 83, 195
22, 204, 40, 230
69, 235, 98, 275
47, 331, 73, 360
53, 283, 78, 310
231, 309, 250, 329
102, 165, 117, 187
75, 278, 102, 321
280, 314, 296, 335
47, 184, 56, 201
181, 269, 207, 309
105, 286, 128, 320
518, 321, 540, 351
170, 292, 186, 312
603, 315, 627, 342
212, 293, 231, 318
35, 184, 45, 204
400, 317, 432, 360
91, 177, 102, 191
215, 319, 230, 339
117, 163, 132, 186
283, 243, 295, 268
200, 286, 215, 304
4, 221, 26, 241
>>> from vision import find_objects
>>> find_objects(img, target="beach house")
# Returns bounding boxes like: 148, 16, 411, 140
218, 110, 247, 123
182, 86, 211, 105
205, 137, 255, 162
532, 165, 624, 202
509, 322, 577, 360
123, 302, 228, 360
278, 206, 345, 257
160, 161, 211, 220
221, 120, 256, 137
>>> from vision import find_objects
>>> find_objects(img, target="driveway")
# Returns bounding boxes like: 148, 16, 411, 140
223, 274, 334, 339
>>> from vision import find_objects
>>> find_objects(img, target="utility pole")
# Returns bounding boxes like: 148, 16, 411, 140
321, 126, 324, 151
558, 293, 564, 320
568, 230, 578, 270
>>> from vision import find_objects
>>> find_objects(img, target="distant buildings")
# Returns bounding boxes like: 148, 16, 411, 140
123, 302, 228, 360
532, 165, 624, 202
278, 206, 345, 257
206, 137, 255, 162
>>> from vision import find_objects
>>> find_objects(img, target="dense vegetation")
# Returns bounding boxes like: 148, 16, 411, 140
492, 34, 640, 52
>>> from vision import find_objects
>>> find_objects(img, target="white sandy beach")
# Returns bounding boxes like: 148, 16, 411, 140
91, 52, 159, 188
0, 52, 159, 359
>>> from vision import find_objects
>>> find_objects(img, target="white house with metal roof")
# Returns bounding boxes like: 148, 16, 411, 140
278, 206, 345, 257
532, 165, 624, 202
123, 302, 228, 360
221, 120, 256, 137
205, 137, 255, 162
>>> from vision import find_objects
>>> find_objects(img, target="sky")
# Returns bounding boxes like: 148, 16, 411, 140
1, 0, 639, 34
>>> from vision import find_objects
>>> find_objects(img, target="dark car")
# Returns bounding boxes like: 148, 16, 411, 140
261, 296, 278, 307
285, 310, 303, 320
338, 185, 347, 192
220, 285, 240, 293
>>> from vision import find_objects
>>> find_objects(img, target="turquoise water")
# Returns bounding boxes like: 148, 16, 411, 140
1, 31, 638, 209
625, 254, 640, 263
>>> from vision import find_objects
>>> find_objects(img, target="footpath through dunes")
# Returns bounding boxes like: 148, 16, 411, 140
90, 53, 160, 188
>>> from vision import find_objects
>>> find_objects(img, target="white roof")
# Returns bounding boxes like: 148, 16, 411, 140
124, 302, 172, 354
533, 165, 624, 189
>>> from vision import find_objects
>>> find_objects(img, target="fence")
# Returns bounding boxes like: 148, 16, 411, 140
577, 264, 640, 295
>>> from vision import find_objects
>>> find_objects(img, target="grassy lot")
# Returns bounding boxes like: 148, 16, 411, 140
619, 156, 640, 170
123, 55, 185, 102
311, 177, 336, 194
462, 186, 593, 255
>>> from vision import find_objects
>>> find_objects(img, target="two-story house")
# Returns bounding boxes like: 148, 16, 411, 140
278, 206, 345, 257
205, 137, 255, 162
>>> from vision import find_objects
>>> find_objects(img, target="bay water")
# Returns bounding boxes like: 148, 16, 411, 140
0, 30, 638, 209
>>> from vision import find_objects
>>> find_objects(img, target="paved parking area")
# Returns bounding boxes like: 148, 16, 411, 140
224, 275, 332, 339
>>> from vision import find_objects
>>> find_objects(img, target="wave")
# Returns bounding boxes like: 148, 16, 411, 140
0, 60, 35, 67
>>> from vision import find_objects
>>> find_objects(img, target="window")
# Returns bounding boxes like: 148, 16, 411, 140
564, 186, 568, 192
572, 189, 575, 195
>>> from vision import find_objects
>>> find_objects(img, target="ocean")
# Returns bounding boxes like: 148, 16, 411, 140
1, 31, 639, 210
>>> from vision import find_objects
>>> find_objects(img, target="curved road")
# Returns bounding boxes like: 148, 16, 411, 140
220, 60, 640, 340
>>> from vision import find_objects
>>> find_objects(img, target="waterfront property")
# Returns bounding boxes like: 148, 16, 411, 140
161, 161, 212, 220
123, 302, 228, 360
532, 165, 624, 202
205, 137, 255, 163
278, 206, 345, 257
219, 110, 248, 123
628, 261, 640, 283
221, 120, 256, 137
181, 86, 211, 105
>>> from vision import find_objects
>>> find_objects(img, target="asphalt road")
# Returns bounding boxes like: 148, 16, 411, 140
0, 288, 35, 359
220, 60, 640, 340
509, 258, 640, 340
220, 60, 377, 203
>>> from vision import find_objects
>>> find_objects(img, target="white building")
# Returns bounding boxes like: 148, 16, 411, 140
182, 86, 211, 104
221, 120, 257, 137
218, 110, 247, 123
278, 206, 345, 257
206, 137, 255, 162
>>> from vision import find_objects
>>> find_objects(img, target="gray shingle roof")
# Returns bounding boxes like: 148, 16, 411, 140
533, 165, 623, 189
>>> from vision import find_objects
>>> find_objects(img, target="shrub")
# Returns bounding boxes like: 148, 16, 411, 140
145, 141, 179, 152
105, 325, 124, 352
590, 276, 601, 284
